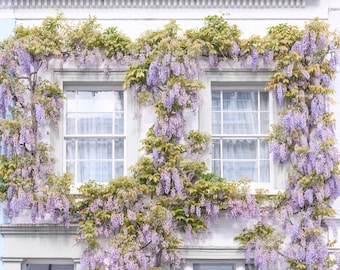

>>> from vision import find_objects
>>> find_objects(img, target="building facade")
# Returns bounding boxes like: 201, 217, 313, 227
0, 1, 340, 270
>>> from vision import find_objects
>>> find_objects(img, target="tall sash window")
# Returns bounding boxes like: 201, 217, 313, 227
64, 87, 125, 183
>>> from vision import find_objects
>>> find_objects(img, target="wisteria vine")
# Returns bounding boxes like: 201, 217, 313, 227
0, 14, 339, 270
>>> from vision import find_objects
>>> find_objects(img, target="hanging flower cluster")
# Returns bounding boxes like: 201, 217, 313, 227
77, 178, 182, 270
265, 20, 340, 269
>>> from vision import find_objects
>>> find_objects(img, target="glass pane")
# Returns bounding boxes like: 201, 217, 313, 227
237, 161, 257, 181
66, 91, 76, 113
260, 112, 269, 134
212, 160, 221, 177
66, 161, 75, 175
224, 161, 257, 181
114, 112, 124, 134
223, 161, 235, 181
78, 161, 112, 183
212, 91, 221, 111
194, 263, 234, 270
236, 92, 257, 111
260, 92, 269, 110
222, 91, 233, 111
66, 113, 76, 135
77, 91, 113, 113
114, 138, 124, 159
114, 161, 124, 178
212, 139, 221, 159
260, 140, 269, 159
114, 91, 124, 111
223, 112, 258, 134
260, 160, 270, 183
77, 113, 113, 134
212, 112, 221, 134
78, 138, 112, 159
66, 139, 75, 159
222, 139, 256, 159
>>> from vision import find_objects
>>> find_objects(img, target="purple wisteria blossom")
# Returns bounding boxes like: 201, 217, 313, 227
17, 47, 31, 75
208, 53, 219, 68
250, 47, 258, 72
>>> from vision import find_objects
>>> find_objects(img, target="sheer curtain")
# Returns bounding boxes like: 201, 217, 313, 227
212, 90, 269, 182
65, 90, 124, 183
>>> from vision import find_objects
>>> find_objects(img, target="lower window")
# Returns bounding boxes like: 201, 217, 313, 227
26, 264, 73, 270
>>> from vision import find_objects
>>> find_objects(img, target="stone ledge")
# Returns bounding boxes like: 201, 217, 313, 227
0, 224, 78, 236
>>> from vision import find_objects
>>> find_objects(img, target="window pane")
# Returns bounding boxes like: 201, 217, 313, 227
222, 91, 233, 110
66, 113, 76, 135
114, 91, 124, 111
223, 112, 258, 134
66, 91, 76, 113
260, 160, 270, 183
260, 112, 269, 134
212, 139, 221, 159
212, 112, 221, 134
114, 138, 124, 159
78, 138, 112, 159
260, 92, 269, 110
212, 91, 221, 111
66, 139, 75, 159
114, 112, 124, 134
222, 139, 256, 159
236, 92, 257, 111
78, 161, 112, 182
114, 161, 124, 178
224, 161, 257, 181
77, 113, 113, 134
77, 91, 113, 113
194, 263, 234, 270
66, 161, 75, 175
212, 160, 221, 177
260, 140, 269, 159
223, 161, 234, 181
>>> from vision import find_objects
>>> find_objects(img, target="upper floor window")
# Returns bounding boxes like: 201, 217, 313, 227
211, 88, 270, 183
64, 86, 125, 183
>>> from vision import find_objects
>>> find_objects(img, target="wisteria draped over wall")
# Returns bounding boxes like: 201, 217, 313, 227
0, 14, 339, 270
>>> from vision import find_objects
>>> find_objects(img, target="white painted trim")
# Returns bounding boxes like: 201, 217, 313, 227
0, 0, 306, 8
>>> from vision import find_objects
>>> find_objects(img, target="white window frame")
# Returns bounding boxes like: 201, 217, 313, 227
199, 70, 286, 192
51, 71, 140, 191
211, 85, 270, 184
63, 84, 125, 184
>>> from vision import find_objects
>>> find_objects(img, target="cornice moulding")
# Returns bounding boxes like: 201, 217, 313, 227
1, 0, 306, 9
